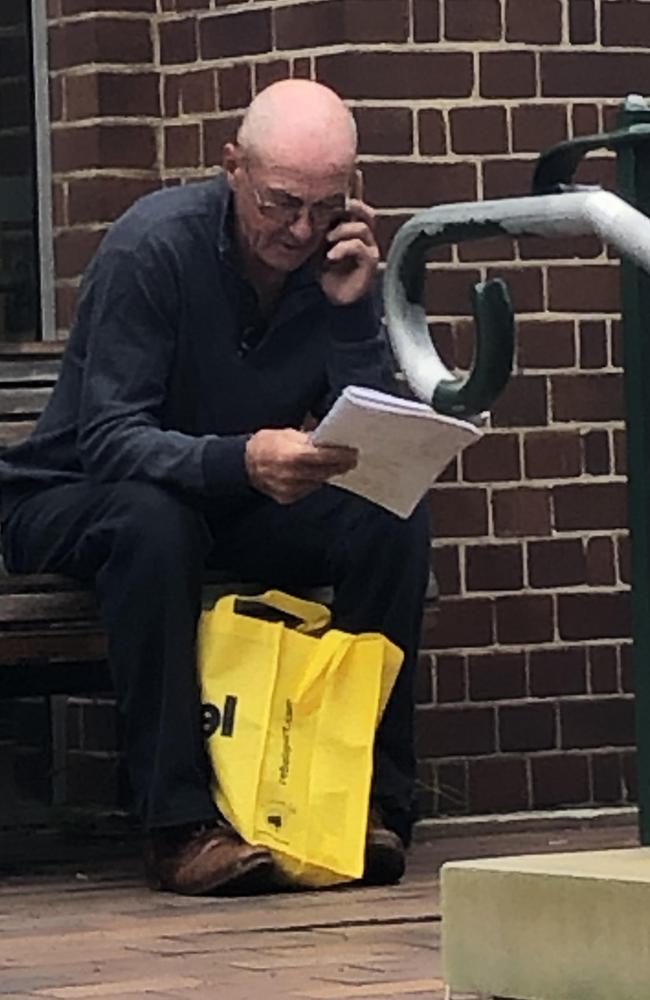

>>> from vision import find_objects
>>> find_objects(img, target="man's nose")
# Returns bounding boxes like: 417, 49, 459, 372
288, 206, 315, 243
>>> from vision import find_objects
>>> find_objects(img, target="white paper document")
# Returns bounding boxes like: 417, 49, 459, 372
311, 385, 483, 518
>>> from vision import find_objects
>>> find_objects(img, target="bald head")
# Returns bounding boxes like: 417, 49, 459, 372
237, 79, 357, 173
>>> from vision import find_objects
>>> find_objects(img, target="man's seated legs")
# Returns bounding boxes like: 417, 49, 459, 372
3, 481, 429, 889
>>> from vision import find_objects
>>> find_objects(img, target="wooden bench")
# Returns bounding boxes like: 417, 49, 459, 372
0, 343, 112, 699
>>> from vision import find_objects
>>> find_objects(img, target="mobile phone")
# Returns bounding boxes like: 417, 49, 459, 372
319, 208, 353, 272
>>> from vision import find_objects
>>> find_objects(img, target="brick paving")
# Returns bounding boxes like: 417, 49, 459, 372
0, 817, 638, 1000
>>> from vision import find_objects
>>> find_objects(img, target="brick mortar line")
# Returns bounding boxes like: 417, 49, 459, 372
150, 0, 165, 179
423, 313, 622, 323
421, 261, 616, 268
160, 0, 336, 16
443, 473, 628, 484
50, 66, 159, 77
52, 118, 162, 128
141, 91, 627, 109
451, 589, 630, 601
50, 63, 159, 74
48, 11, 154, 22
429, 755, 634, 766
406, 0, 414, 45
433, 529, 628, 541
422, 694, 635, 706
451, 531, 629, 543
436, 582, 629, 595
497, 420, 626, 430
51, 169, 163, 179
454, 478, 627, 489
560, 0, 569, 46
595, 0, 603, 47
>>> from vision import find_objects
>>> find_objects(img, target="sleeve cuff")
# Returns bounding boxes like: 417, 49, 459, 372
328, 294, 380, 342
201, 434, 252, 495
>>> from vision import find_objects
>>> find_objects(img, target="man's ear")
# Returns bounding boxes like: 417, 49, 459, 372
222, 142, 239, 185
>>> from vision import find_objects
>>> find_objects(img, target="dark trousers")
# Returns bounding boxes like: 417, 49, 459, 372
2, 480, 430, 843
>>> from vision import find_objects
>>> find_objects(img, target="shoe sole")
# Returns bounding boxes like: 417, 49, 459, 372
211, 855, 278, 896
156, 852, 274, 896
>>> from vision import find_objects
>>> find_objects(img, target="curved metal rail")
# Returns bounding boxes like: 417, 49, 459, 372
384, 188, 650, 417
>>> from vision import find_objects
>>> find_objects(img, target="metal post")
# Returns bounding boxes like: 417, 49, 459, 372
616, 98, 650, 844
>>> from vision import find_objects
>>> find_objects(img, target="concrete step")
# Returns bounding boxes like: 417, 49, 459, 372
442, 847, 650, 1000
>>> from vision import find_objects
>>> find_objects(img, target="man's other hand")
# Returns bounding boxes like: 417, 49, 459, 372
245, 428, 358, 504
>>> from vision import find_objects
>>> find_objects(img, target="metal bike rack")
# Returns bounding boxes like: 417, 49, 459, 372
383, 93, 650, 844
383, 187, 650, 418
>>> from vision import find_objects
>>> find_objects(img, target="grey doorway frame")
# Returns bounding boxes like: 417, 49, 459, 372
30, 0, 55, 341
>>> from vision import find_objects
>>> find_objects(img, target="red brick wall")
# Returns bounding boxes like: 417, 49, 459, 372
45, 0, 641, 816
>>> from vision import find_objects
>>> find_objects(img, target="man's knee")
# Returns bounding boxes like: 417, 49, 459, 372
103, 482, 209, 564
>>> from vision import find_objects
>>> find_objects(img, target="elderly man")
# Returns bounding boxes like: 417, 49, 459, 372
0, 80, 430, 894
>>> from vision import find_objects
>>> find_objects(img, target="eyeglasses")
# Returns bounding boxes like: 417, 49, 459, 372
245, 170, 348, 229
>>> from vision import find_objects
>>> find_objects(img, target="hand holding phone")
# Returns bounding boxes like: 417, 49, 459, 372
319, 169, 380, 307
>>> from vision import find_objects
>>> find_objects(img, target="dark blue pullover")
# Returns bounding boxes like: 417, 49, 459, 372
0, 174, 396, 517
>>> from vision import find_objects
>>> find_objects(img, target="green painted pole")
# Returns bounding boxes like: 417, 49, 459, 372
616, 98, 650, 844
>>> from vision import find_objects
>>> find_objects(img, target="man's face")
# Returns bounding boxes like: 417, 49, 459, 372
232, 154, 353, 274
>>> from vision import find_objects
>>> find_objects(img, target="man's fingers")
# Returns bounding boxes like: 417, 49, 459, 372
302, 444, 357, 463
326, 220, 375, 247
298, 444, 358, 470
345, 197, 375, 230
326, 238, 379, 265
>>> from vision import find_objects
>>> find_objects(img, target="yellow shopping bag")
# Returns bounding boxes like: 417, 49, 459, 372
197, 589, 403, 886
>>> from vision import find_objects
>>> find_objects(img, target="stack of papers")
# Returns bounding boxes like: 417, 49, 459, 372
311, 385, 483, 518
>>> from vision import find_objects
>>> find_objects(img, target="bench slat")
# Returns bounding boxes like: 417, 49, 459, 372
0, 592, 99, 624
0, 572, 88, 594
0, 359, 61, 383
0, 421, 36, 447
0, 628, 106, 666
0, 343, 66, 358
0, 387, 53, 416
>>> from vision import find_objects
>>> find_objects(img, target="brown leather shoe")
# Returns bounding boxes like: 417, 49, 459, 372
144, 820, 273, 896
363, 810, 406, 886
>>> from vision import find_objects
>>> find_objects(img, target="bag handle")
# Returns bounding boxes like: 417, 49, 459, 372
295, 630, 404, 714
216, 589, 331, 634
292, 630, 355, 709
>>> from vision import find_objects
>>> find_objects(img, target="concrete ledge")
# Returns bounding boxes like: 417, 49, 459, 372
442, 847, 650, 1000
416, 805, 638, 842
